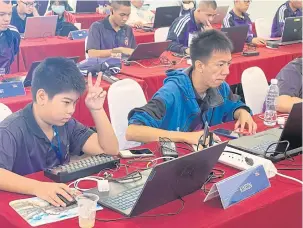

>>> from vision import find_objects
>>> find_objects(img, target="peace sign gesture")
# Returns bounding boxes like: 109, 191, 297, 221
85, 72, 107, 111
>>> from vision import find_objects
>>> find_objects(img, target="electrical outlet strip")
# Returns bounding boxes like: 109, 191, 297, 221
219, 146, 277, 178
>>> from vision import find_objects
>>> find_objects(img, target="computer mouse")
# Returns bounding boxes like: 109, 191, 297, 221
57, 194, 77, 207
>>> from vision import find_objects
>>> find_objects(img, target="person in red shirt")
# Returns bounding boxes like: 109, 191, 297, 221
45, 0, 76, 24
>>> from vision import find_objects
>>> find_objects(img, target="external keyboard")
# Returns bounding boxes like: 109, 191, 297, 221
44, 154, 120, 183
102, 186, 144, 210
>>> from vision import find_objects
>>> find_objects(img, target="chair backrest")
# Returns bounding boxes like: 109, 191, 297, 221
108, 79, 147, 150
154, 27, 170, 42
241, 67, 269, 114
0, 103, 12, 122
255, 18, 272, 39
85, 36, 88, 59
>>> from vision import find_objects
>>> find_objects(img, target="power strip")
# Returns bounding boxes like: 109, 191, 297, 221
219, 146, 277, 178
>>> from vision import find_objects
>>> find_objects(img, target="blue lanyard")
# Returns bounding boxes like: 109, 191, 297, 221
50, 126, 63, 164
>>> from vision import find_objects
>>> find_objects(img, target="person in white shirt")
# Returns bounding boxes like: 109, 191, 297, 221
127, 0, 154, 28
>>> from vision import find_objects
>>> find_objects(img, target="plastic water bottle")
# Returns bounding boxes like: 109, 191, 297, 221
264, 79, 279, 126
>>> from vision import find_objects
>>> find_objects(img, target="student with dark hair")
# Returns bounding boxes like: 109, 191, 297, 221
45, 0, 76, 24
86, 0, 136, 58
126, 30, 256, 144
10, 0, 39, 33
276, 58, 302, 113
167, 0, 218, 55
222, 0, 266, 45
0, 57, 119, 207
271, 0, 302, 38
0, 0, 20, 74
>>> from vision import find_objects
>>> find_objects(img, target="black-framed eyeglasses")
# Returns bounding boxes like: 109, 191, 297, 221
20, 1, 37, 7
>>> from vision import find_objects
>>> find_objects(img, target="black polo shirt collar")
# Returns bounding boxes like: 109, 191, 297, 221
103, 16, 127, 32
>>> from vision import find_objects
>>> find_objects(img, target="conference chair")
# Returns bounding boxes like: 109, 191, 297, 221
0, 103, 12, 123
154, 27, 170, 42
255, 18, 272, 39
108, 79, 147, 150
241, 67, 269, 114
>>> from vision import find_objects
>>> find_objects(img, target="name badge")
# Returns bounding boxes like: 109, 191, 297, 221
204, 165, 270, 209
0, 81, 25, 98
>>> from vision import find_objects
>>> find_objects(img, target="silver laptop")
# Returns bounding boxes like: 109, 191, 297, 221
24, 15, 58, 39
267, 16, 302, 46
228, 103, 302, 162
87, 142, 227, 216
211, 6, 229, 24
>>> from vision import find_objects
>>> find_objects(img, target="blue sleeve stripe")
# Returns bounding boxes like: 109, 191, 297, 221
174, 15, 190, 37
223, 14, 232, 28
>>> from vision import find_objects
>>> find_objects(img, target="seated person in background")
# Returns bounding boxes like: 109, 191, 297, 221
97, 0, 111, 14
0, 57, 119, 206
126, 30, 256, 145
271, 0, 302, 38
45, 0, 76, 24
10, 0, 39, 33
0, 0, 20, 74
167, 0, 217, 55
222, 0, 266, 45
276, 58, 302, 113
87, 0, 136, 58
180, 0, 196, 16
126, 0, 154, 28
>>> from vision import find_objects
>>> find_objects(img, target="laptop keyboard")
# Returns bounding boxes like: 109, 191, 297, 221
102, 186, 144, 211
251, 141, 277, 154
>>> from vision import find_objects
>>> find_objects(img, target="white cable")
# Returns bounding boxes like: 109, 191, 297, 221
147, 156, 176, 168
68, 176, 104, 192
275, 172, 303, 185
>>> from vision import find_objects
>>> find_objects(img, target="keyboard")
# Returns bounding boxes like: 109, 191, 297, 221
102, 186, 144, 211
44, 154, 120, 183
251, 141, 277, 154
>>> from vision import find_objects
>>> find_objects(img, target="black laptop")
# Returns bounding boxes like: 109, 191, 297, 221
221, 25, 249, 53
75, 0, 98, 13
143, 6, 181, 29
3, 57, 79, 87
229, 103, 302, 162
267, 16, 303, 45
87, 142, 227, 216
124, 41, 171, 62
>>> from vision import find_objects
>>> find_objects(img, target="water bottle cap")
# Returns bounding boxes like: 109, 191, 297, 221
271, 79, 278, 84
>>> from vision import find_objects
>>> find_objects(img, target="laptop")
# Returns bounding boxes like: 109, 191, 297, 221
3, 57, 79, 87
228, 103, 302, 162
211, 6, 229, 24
75, 0, 98, 13
143, 6, 181, 29
23, 16, 58, 39
124, 41, 171, 62
221, 25, 249, 53
87, 142, 227, 216
267, 16, 302, 45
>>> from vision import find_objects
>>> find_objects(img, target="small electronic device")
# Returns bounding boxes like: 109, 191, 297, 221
242, 51, 260, 57
119, 148, 154, 158
57, 194, 77, 207
159, 140, 178, 161
213, 128, 240, 139
102, 74, 120, 84
44, 154, 120, 183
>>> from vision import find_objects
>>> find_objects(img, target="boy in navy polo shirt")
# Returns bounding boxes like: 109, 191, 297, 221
86, 0, 136, 58
0, 57, 119, 207
222, 0, 266, 45
0, 0, 20, 74
167, 0, 217, 55
10, 0, 39, 33
271, 0, 302, 38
